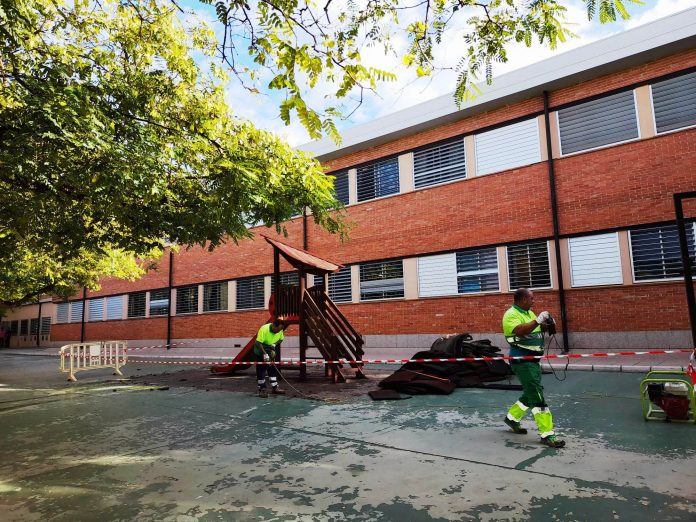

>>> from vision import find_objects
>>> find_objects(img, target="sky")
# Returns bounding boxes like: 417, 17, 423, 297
179, 0, 695, 146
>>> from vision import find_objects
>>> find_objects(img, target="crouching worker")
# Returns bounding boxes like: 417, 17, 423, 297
254, 319, 287, 397
502, 289, 565, 448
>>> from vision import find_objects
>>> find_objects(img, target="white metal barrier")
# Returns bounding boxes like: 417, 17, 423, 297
59, 341, 128, 382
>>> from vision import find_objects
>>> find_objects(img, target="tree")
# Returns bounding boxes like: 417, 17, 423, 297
0, 0, 343, 306
205, 0, 641, 139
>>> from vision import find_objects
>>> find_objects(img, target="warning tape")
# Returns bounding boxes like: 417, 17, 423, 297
125, 339, 208, 352
126, 348, 696, 366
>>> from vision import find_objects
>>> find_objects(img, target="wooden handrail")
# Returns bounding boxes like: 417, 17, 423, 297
303, 288, 363, 362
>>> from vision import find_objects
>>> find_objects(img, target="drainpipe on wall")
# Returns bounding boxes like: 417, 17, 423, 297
543, 91, 570, 353
36, 301, 43, 347
166, 250, 174, 350
80, 288, 87, 343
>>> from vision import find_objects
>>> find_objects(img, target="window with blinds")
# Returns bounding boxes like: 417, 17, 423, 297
40, 317, 51, 336
568, 233, 623, 287
10, 320, 18, 335
30, 318, 39, 335
652, 71, 696, 134
333, 171, 350, 205
70, 301, 84, 323
309, 274, 326, 290
149, 289, 170, 316
413, 139, 466, 188
456, 248, 499, 293
630, 223, 696, 281
558, 91, 638, 155
106, 295, 124, 320
507, 241, 552, 290
176, 285, 199, 315
128, 292, 147, 318
418, 254, 458, 297
203, 282, 228, 312
88, 299, 104, 321
236, 277, 265, 310
56, 303, 69, 324
475, 119, 541, 176
270, 272, 299, 294
328, 267, 352, 302
357, 158, 399, 202
360, 260, 404, 301
20, 319, 28, 336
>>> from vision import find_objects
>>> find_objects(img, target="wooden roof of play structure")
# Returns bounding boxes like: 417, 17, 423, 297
262, 235, 343, 276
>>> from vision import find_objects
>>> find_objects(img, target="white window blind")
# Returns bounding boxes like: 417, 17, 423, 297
70, 301, 84, 323
568, 233, 623, 287
106, 296, 124, 320
56, 303, 69, 324
475, 119, 541, 176
418, 254, 458, 297
88, 299, 104, 321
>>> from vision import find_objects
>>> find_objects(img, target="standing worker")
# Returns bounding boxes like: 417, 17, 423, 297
502, 288, 565, 448
254, 319, 287, 397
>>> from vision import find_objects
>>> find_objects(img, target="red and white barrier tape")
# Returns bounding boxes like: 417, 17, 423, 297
125, 339, 208, 352
126, 348, 696, 366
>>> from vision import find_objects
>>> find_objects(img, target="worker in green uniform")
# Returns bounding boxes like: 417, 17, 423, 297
254, 319, 287, 397
502, 288, 565, 448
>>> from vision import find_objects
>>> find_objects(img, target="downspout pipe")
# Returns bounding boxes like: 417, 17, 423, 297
543, 91, 570, 353
80, 288, 87, 343
36, 301, 43, 347
166, 250, 174, 350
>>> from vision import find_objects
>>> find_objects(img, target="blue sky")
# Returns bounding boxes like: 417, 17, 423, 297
177, 1, 694, 146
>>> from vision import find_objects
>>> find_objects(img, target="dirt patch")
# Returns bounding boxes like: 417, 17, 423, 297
129, 364, 393, 401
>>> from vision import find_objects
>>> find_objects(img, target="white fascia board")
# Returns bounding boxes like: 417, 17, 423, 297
299, 7, 696, 162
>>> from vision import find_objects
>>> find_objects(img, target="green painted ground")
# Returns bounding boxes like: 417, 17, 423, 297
0, 354, 694, 521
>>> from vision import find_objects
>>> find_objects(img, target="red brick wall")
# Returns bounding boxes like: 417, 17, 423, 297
52, 324, 81, 342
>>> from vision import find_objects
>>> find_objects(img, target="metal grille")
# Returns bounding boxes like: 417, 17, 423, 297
128, 292, 147, 318
10, 320, 18, 335
70, 301, 84, 323
333, 171, 350, 205
356, 158, 399, 202
652, 71, 696, 133
360, 260, 404, 301
88, 299, 104, 321
56, 303, 69, 324
106, 295, 124, 320
40, 317, 51, 336
30, 318, 39, 335
236, 277, 265, 310
414, 139, 466, 188
507, 241, 551, 290
630, 223, 696, 281
558, 91, 638, 154
456, 247, 499, 293
270, 272, 299, 294
176, 285, 199, 315
20, 319, 28, 336
149, 289, 170, 316
203, 282, 228, 312
328, 267, 352, 302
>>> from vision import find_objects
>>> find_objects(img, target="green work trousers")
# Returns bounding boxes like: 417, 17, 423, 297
506, 361, 555, 437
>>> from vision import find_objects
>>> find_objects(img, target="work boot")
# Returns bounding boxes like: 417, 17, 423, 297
258, 388, 268, 398
504, 417, 528, 434
271, 387, 286, 395
540, 435, 565, 448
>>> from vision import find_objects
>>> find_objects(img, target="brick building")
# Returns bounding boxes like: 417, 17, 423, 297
4, 10, 696, 354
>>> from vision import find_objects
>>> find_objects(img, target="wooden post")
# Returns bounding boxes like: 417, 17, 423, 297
299, 266, 307, 381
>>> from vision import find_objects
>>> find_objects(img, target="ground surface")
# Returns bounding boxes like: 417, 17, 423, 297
1, 352, 695, 521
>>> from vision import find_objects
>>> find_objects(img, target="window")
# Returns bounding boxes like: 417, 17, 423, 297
236, 277, 265, 310
88, 299, 104, 321
149, 289, 170, 316
40, 317, 51, 336
203, 282, 228, 312
475, 119, 541, 176
106, 295, 124, 320
56, 303, 69, 324
70, 301, 84, 323
418, 254, 458, 297
127, 291, 147, 318
456, 248, 499, 293
310, 274, 325, 290
568, 233, 623, 287
328, 267, 352, 303
630, 223, 696, 281
507, 241, 551, 290
20, 319, 28, 336
357, 158, 399, 202
10, 320, 18, 335
270, 272, 299, 294
360, 260, 404, 301
558, 91, 638, 155
333, 171, 350, 205
652, 71, 696, 134
176, 285, 199, 315
29, 318, 38, 335
413, 139, 466, 188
